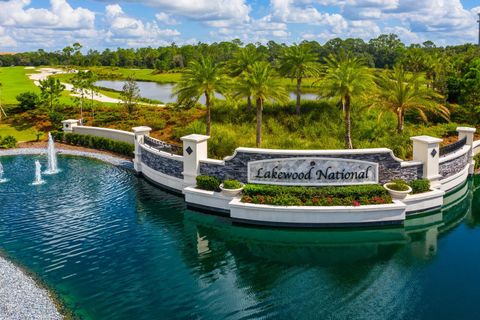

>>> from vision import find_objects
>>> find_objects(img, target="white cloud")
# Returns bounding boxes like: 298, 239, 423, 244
104, 4, 180, 47
0, 0, 95, 30
155, 12, 178, 25
98, 0, 251, 24
0, 26, 17, 48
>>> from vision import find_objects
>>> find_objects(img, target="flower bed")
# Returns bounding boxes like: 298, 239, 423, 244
241, 184, 392, 207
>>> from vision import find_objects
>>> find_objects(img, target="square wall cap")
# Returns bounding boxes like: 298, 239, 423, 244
132, 126, 152, 134
456, 127, 476, 133
62, 119, 79, 124
410, 136, 443, 144
181, 134, 210, 143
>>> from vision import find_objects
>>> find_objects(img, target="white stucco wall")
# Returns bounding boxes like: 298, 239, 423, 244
73, 126, 135, 144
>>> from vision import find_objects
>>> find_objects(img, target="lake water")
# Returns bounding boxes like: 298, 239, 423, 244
95, 80, 318, 104
1, 155, 480, 319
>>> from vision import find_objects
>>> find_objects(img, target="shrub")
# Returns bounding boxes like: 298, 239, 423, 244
196, 175, 221, 192
241, 184, 392, 207
62, 133, 134, 157
222, 179, 242, 189
50, 131, 64, 142
16, 92, 39, 111
0, 135, 17, 148
385, 179, 410, 191
475, 153, 480, 170
409, 179, 430, 194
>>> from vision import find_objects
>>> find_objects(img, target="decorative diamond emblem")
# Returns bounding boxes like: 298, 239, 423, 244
186, 146, 193, 155
431, 148, 437, 158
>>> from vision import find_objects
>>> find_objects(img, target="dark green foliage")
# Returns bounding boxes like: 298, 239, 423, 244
241, 183, 392, 206
409, 179, 430, 194
222, 179, 242, 189
385, 179, 410, 191
59, 133, 134, 156
0, 135, 17, 148
16, 92, 39, 111
196, 175, 221, 192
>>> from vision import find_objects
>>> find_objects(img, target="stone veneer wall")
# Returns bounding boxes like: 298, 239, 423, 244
200, 150, 423, 184
439, 153, 469, 178
141, 146, 183, 179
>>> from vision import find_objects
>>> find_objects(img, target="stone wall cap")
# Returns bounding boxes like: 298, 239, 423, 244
132, 126, 152, 133
181, 134, 210, 142
456, 127, 476, 133
410, 136, 443, 144
62, 119, 79, 124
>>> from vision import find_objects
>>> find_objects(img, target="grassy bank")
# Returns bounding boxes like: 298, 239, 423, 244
0, 67, 40, 105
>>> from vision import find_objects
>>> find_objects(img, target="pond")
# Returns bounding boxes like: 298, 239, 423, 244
1, 155, 480, 319
95, 80, 319, 104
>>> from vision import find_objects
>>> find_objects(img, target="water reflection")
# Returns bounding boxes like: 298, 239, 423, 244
95, 80, 318, 104
179, 178, 474, 269
1, 155, 479, 320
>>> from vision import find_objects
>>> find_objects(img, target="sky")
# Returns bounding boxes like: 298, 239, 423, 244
0, 0, 479, 52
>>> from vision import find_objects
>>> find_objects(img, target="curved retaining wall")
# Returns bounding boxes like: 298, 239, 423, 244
72, 126, 135, 145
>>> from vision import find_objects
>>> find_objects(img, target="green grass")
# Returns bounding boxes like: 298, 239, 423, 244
0, 67, 40, 105
0, 123, 42, 142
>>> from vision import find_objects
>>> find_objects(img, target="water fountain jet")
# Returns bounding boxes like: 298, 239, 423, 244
0, 162, 8, 183
44, 132, 59, 174
32, 160, 45, 185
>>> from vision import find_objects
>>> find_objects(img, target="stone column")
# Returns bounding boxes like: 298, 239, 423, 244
411, 135, 443, 189
181, 134, 210, 186
457, 127, 476, 174
132, 126, 152, 173
61, 119, 79, 133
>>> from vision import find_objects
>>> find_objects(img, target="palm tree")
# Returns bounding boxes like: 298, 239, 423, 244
228, 45, 266, 109
235, 62, 289, 147
174, 56, 229, 135
320, 54, 374, 149
375, 65, 449, 133
278, 44, 320, 114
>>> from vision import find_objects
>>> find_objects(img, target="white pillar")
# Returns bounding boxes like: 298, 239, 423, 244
411, 135, 443, 189
61, 119, 79, 133
132, 126, 152, 173
181, 134, 210, 186
457, 127, 476, 174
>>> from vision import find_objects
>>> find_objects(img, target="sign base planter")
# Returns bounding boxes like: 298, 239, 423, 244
383, 183, 412, 200
229, 198, 407, 227
219, 183, 245, 197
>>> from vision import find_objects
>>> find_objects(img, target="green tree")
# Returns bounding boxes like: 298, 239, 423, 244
72, 71, 92, 124
16, 92, 40, 111
121, 77, 140, 114
320, 54, 375, 149
375, 65, 449, 133
278, 44, 320, 114
228, 45, 266, 109
174, 56, 229, 135
235, 62, 289, 147
39, 77, 65, 112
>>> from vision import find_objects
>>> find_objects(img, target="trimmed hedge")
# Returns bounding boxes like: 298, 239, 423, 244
222, 179, 242, 189
409, 179, 430, 194
196, 175, 221, 192
51, 131, 134, 157
241, 184, 392, 207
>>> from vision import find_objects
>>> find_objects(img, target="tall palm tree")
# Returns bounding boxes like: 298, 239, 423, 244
228, 45, 266, 109
235, 62, 289, 147
278, 44, 320, 114
375, 65, 449, 133
320, 54, 374, 149
174, 56, 229, 136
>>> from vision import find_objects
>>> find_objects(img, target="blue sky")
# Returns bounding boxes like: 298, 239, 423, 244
0, 0, 479, 52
